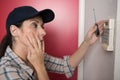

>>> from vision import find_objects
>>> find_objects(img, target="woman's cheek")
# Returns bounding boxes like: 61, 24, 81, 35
21, 34, 29, 47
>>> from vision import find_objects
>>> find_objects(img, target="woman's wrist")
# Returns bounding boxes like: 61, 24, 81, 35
84, 38, 90, 46
34, 63, 46, 71
34, 64, 49, 80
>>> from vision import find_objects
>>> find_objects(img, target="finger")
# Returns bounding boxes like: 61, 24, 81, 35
30, 33, 38, 49
26, 35, 34, 49
26, 35, 34, 59
91, 24, 97, 33
41, 40, 45, 53
100, 29, 104, 36
97, 20, 104, 24
32, 33, 38, 49
97, 20, 105, 29
99, 23, 104, 29
98, 23, 104, 34
95, 21, 104, 34
99, 25, 104, 33
26, 37, 36, 58
34, 34, 44, 55
26, 33, 35, 48
35, 34, 41, 50
37, 35, 44, 52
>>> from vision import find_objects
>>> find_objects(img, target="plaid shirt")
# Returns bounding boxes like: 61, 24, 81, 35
0, 46, 75, 80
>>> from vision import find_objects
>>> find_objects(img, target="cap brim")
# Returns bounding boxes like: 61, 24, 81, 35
37, 9, 55, 23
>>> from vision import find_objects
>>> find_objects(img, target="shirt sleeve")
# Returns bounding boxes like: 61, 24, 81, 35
0, 66, 27, 80
44, 53, 75, 78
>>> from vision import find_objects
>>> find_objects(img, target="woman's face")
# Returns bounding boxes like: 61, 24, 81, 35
16, 17, 46, 47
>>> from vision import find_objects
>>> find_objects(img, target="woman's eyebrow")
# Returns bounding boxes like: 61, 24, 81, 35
30, 19, 44, 27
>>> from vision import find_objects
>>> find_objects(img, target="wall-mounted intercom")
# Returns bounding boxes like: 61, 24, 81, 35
101, 19, 115, 51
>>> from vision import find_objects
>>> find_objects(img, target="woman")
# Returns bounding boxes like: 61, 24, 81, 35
0, 6, 104, 80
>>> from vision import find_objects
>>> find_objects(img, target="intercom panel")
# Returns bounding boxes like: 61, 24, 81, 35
101, 19, 115, 51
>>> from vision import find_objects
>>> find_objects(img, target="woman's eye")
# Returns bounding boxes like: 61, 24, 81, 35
33, 23, 38, 28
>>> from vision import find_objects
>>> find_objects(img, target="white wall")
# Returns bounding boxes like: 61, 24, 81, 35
77, 0, 85, 80
84, 0, 117, 80
114, 0, 120, 80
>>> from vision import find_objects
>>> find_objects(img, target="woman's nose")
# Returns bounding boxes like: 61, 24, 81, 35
42, 29, 46, 36
38, 28, 46, 37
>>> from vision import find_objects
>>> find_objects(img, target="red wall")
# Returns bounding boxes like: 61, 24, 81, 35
0, 0, 78, 80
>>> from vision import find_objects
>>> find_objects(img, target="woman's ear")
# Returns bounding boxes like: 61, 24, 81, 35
10, 25, 19, 37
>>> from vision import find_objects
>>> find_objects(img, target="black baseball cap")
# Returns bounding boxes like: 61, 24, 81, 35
6, 6, 55, 32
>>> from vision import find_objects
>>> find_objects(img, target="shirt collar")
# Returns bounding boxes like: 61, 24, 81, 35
5, 46, 34, 75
